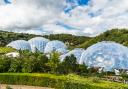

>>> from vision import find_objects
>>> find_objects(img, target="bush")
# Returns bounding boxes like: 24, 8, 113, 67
92, 77, 101, 83
0, 56, 11, 72
9, 58, 22, 72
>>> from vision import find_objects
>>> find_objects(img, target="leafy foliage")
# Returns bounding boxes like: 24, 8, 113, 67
0, 51, 88, 75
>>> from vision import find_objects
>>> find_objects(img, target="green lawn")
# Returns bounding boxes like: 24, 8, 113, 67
0, 73, 128, 89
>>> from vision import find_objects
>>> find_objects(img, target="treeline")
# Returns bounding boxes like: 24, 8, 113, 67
0, 31, 90, 48
78, 29, 128, 48
0, 51, 88, 75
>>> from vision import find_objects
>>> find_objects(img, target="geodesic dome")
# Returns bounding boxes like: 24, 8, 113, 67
60, 48, 85, 63
56, 48, 68, 55
44, 40, 67, 53
7, 40, 31, 51
28, 37, 49, 52
79, 41, 128, 71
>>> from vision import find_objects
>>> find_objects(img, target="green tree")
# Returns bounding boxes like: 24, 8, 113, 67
9, 58, 22, 72
61, 54, 77, 74
47, 52, 60, 74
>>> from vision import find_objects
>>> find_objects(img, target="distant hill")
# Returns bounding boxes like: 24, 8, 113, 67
78, 29, 128, 48
0, 31, 90, 48
0, 29, 128, 49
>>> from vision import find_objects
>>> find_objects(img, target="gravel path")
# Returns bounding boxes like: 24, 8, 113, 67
0, 84, 53, 89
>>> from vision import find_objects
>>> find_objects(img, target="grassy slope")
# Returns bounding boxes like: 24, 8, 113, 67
0, 73, 127, 89
78, 29, 128, 48
0, 47, 16, 54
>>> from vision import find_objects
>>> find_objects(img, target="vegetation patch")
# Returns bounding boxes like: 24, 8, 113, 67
0, 47, 16, 54
0, 73, 128, 89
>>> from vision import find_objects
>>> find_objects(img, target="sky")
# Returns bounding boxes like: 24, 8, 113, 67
0, 0, 128, 37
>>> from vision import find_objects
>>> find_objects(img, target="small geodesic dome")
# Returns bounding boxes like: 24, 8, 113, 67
44, 40, 67, 53
60, 48, 85, 63
28, 37, 49, 52
7, 40, 31, 51
56, 48, 68, 55
79, 41, 128, 71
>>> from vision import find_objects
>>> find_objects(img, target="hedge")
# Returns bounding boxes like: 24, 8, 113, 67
0, 73, 128, 89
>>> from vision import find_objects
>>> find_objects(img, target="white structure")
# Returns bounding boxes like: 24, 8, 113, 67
98, 67, 104, 73
60, 48, 85, 63
6, 52, 20, 58
80, 41, 128, 71
44, 40, 67, 54
114, 69, 120, 75
56, 48, 68, 55
7, 40, 31, 51
28, 37, 49, 53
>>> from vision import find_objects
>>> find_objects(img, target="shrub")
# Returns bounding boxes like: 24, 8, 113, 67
92, 77, 101, 83
0, 56, 11, 72
9, 58, 22, 72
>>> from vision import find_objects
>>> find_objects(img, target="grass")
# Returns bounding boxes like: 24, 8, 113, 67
0, 73, 128, 89
0, 47, 16, 54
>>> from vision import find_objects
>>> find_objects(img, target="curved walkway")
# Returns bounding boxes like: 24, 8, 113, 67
0, 84, 53, 89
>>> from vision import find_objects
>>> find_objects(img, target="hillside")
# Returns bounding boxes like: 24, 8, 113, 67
78, 29, 128, 48
0, 29, 128, 49
0, 31, 90, 48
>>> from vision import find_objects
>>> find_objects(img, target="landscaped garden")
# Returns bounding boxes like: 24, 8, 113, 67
0, 51, 128, 89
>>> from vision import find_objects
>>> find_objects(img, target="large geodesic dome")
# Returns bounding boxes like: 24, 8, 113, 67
28, 37, 49, 52
7, 40, 31, 51
60, 48, 85, 63
44, 40, 67, 53
79, 41, 128, 71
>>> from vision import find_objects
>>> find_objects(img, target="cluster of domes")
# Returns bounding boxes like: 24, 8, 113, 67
7, 37, 67, 54
7, 39, 128, 71
59, 41, 128, 71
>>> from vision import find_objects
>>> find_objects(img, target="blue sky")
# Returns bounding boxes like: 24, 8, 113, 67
0, 0, 128, 36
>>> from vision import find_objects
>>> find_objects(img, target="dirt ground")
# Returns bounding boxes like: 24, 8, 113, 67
0, 84, 53, 89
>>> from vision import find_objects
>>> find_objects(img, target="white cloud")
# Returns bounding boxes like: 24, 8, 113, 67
62, 0, 128, 36
0, 0, 128, 36
0, 0, 63, 31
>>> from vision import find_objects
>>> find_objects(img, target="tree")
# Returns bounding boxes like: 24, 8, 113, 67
61, 54, 77, 74
47, 52, 60, 74
9, 58, 22, 72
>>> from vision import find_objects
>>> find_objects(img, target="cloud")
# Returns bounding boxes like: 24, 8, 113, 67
0, 0, 128, 36
0, 0, 63, 31
61, 0, 128, 36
